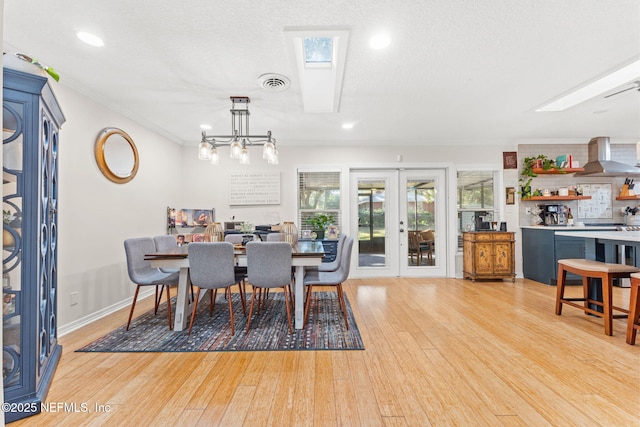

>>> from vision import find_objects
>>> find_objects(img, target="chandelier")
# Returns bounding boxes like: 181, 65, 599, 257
199, 96, 278, 165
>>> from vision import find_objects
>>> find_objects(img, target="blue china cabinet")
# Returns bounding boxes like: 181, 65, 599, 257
3, 68, 65, 422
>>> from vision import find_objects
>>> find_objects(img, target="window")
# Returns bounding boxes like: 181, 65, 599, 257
303, 37, 333, 65
457, 170, 498, 249
298, 171, 341, 232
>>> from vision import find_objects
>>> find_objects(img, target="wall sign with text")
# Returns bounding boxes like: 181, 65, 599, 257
228, 171, 281, 205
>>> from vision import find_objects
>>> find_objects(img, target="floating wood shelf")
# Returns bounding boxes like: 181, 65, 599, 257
531, 167, 585, 174
522, 196, 592, 201
616, 195, 640, 200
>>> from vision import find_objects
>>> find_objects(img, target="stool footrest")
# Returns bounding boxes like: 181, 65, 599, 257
560, 300, 604, 318
559, 299, 629, 317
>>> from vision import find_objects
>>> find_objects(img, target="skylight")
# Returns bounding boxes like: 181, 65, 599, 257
304, 37, 333, 65
285, 29, 349, 113
536, 59, 640, 111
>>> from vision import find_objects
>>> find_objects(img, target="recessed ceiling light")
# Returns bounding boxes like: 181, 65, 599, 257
200, 124, 212, 130
342, 123, 354, 129
536, 59, 640, 111
76, 31, 104, 47
369, 33, 391, 50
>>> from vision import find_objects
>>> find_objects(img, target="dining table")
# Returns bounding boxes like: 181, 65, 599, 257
145, 240, 325, 331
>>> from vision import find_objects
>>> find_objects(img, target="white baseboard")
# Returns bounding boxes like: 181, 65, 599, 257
58, 288, 155, 337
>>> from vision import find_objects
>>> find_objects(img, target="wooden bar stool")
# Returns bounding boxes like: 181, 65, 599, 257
555, 259, 640, 336
627, 272, 640, 345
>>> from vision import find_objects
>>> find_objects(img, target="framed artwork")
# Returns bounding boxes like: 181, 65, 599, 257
503, 152, 518, 169
506, 187, 516, 205
326, 225, 339, 240
168, 207, 215, 231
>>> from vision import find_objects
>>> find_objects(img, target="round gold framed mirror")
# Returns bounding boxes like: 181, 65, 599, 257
94, 128, 139, 184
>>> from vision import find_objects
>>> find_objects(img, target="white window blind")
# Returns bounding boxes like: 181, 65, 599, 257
457, 170, 498, 249
298, 171, 341, 231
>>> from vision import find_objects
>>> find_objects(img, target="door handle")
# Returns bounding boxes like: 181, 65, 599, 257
399, 228, 404, 233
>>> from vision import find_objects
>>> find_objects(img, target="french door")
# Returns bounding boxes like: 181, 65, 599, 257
350, 169, 447, 277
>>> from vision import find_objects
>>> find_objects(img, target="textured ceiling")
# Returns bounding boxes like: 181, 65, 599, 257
3, 0, 640, 147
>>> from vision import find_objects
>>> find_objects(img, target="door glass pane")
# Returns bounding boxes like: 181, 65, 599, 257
357, 179, 386, 268
406, 179, 436, 267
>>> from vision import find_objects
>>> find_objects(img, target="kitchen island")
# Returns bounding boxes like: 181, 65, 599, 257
554, 230, 640, 266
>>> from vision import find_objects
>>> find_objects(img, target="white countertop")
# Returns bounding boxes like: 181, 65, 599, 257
554, 230, 640, 243
520, 225, 619, 231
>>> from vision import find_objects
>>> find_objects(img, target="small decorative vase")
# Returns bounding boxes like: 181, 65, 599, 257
3, 229, 15, 247
282, 221, 298, 246
204, 222, 225, 242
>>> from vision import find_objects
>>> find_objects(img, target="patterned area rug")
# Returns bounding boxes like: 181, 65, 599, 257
77, 292, 364, 352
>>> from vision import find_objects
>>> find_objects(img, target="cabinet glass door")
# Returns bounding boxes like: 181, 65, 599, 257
3, 101, 25, 388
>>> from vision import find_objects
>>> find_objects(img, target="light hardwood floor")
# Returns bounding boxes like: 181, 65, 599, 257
12, 278, 640, 426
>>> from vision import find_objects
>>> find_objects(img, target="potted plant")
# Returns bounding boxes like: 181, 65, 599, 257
518, 154, 560, 199
306, 213, 334, 239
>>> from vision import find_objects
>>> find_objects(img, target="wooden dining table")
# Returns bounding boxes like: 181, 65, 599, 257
145, 240, 325, 331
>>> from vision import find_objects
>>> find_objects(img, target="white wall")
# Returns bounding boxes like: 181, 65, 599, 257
55, 84, 183, 331
179, 143, 514, 224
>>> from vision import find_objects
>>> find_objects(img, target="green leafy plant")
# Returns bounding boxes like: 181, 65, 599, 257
15, 53, 60, 82
521, 154, 559, 178
3, 210, 15, 225
3, 210, 20, 227
306, 213, 334, 231
518, 154, 562, 198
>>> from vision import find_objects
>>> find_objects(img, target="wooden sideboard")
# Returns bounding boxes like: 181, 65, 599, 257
463, 231, 515, 282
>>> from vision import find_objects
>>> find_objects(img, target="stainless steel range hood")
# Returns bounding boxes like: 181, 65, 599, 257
573, 137, 640, 176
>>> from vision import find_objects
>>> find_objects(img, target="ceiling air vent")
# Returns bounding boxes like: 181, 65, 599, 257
258, 73, 290, 92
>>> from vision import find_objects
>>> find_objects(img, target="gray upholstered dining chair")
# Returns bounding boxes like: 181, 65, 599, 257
317, 234, 346, 272
303, 236, 354, 329
152, 235, 180, 312
265, 232, 285, 241
224, 234, 244, 244
124, 237, 179, 330
222, 233, 251, 306
153, 235, 179, 264
187, 242, 246, 335
245, 241, 294, 334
